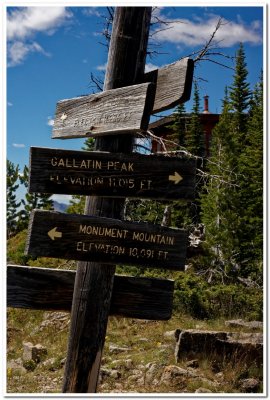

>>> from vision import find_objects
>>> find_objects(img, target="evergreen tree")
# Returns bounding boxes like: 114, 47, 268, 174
227, 43, 252, 271
229, 42, 251, 151
201, 90, 240, 277
66, 195, 86, 215
237, 73, 263, 279
17, 165, 53, 230
167, 103, 187, 149
201, 44, 261, 281
185, 82, 205, 158
83, 137, 95, 151
7, 160, 21, 238
186, 82, 205, 225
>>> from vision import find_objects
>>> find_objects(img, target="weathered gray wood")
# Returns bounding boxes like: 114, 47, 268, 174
25, 210, 187, 270
62, 7, 153, 393
7, 265, 174, 320
52, 82, 155, 139
145, 58, 194, 114
29, 146, 196, 200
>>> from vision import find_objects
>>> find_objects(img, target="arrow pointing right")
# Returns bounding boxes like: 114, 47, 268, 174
168, 171, 183, 184
48, 227, 62, 241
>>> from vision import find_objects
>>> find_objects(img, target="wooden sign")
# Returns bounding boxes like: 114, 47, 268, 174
7, 265, 174, 320
144, 57, 194, 114
26, 210, 187, 270
29, 147, 196, 200
52, 82, 155, 139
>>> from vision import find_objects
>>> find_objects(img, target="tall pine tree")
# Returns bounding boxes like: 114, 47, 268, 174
201, 88, 240, 277
228, 42, 252, 271
185, 81, 205, 159
7, 160, 21, 238
167, 103, 187, 149
229, 42, 251, 156
201, 43, 260, 281
237, 72, 263, 280
186, 82, 204, 225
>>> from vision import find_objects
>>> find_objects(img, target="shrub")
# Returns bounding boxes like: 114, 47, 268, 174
173, 272, 263, 320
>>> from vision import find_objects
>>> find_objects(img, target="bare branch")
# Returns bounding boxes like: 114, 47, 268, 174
136, 129, 241, 190
195, 17, 224, 62
198, 58, 235, 70
88, 72, 103, 92
188, 17, 236, 72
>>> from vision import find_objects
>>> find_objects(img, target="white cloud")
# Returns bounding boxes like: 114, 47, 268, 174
12, 143, 25, 148
7, 41, 51, 67
47, 117, 54, 126
82, 8, 101, 18
153, 13, 262, 48
7, 102, 13, 106
7, 7, 72, 41
145, 63, 160, 72
96, 63, 107, 71
7, 7, 72, 67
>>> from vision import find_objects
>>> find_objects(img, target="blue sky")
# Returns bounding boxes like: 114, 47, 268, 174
5, 4, 264, 203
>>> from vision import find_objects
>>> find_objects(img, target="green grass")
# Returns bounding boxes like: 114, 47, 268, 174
7, 309, 263, 394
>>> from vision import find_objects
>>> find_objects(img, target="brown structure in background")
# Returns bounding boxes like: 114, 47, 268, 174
150, 95, 220, 157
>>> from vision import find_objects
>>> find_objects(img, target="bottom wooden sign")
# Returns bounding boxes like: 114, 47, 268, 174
26, 210, 187, 270
7, 265, 174, 320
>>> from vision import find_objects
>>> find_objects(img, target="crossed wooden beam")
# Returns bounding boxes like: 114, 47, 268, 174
7, 264, 173, 320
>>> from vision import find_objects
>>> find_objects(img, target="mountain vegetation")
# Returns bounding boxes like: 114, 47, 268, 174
7, 43, 263, 319
6, 35, 264, 394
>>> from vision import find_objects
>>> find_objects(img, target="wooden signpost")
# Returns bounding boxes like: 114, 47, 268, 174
7, 6, 196, 394
52, 59, 194, 139
26, 210, 187, 270
52, 82, 155, 139
29, 146, 196, 200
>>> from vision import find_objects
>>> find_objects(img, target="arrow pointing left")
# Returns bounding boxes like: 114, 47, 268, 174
48, 227, 62, 240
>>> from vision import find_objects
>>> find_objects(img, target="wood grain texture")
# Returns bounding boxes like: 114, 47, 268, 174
62, 7, 153, 393
145, 58, 194, 114
25, 210, 187, 270
29, 146, 196, 200
52, 82, 155, 139
7, 265, 174, 320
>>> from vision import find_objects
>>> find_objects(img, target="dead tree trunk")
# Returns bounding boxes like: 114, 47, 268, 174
62, 7, 152, 393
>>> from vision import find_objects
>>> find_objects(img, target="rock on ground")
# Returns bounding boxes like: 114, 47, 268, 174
225, 319, 263, 330
23, 342, 47, 363
175, 329, 263, 366
239, 378, 260, 393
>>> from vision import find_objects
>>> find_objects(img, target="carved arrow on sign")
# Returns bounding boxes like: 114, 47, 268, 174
169, 172, 183, 184
48, 227, 62, 240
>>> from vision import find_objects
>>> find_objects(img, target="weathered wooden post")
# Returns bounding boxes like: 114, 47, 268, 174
62, 7, 152, 393
21, 6, 194, 393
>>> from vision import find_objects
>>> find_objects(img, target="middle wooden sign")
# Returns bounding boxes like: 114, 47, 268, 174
26, 210, 187, 270
29, 147, 196, 200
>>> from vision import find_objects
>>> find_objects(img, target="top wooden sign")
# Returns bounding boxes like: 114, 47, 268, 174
52, 82, 155, 139
52, 58, 193, 139
144, 57, 194, 114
